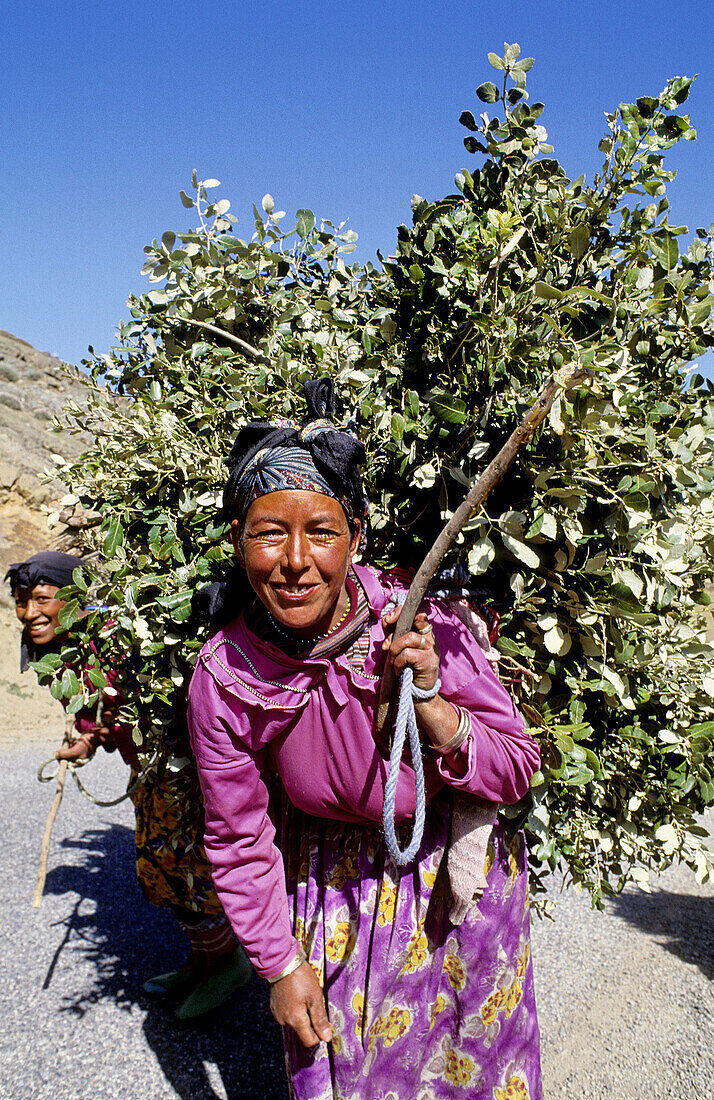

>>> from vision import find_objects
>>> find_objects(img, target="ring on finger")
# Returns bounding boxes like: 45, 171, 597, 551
419, 635, 427, 650
417, 623, 433, 636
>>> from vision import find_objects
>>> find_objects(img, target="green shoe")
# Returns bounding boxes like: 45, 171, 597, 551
175, 947, 252, 1020
143, 967, 195, 997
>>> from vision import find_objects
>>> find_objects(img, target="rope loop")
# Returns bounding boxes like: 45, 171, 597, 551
382, 669, 427, 866
37, 751, 160, 807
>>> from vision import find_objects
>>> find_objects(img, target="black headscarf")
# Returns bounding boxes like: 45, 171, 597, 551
5, 552, 83, 672
5, 551, 83, 593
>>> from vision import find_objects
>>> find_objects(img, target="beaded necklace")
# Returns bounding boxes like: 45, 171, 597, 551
267, 588, 353, 646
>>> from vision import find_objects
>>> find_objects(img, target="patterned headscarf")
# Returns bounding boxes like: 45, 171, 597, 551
193, 379, 367, 628
223, 378, 367, 534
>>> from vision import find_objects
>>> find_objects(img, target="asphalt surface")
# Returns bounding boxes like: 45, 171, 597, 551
1, 746, 713, 1099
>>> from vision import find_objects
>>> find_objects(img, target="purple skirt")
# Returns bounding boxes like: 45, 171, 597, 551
281, 794, 542, 1100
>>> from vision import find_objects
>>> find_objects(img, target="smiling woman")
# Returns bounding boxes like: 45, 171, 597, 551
189, 379, 543, 1100
13, 582, 66, 648
5, 549, 252, 1020
234, 491, 361, 640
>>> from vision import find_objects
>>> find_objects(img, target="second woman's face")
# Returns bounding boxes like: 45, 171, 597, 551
233, 490, 361, 638
13, 583, 65, 646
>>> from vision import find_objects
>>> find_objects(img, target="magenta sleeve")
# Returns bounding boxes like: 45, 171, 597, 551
429, 605, 540, 804
187, 663, 300, 979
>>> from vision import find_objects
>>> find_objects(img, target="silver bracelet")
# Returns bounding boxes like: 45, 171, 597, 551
411, 675, 441, 702
429, 705, 471, 756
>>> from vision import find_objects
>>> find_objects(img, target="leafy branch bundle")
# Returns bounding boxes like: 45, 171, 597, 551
46, 46, 714, 905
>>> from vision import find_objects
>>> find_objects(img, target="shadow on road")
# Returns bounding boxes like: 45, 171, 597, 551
609, 887, 714, 980
42, 822, 288, 1100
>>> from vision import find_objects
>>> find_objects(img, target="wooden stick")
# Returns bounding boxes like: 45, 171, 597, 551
32, 714, 76, 909
32, 758, 68, 909
375, 365, 588, 740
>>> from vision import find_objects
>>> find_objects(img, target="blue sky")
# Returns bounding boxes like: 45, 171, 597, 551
3, 0, 713, 376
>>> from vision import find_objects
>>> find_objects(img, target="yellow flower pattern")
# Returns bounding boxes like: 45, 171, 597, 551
429, 994, 446, 1032
283, 810, 538, 1097
443, 952, 467, 992
494, 1073, 530, 1100
400, 927, 429, 974
377, 882, 398, 926
327, 851, 360, 890
367, 1005, 412, 1051
444, 1048, 476, 1087
325, 920, 356, 965
351, 991, 366, 1040
508, 835, 521, 883
480, 978, 522, 1026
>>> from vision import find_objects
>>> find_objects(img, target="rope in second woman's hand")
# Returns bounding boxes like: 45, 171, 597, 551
37, 750, 160, 807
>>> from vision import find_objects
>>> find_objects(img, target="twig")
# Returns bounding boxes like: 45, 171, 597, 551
177, 316, 271, 364
375, 365, 589, 739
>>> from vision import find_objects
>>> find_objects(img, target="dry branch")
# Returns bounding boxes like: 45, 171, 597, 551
375, 366, 588, 740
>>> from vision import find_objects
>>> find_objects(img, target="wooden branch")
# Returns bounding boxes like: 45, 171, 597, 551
375, 365, 588, 740
178, 316, 271, 364
32, 759, 68, 909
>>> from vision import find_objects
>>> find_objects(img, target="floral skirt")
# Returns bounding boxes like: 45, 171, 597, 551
281, 794, 542, 1100
130, 759, 224, 917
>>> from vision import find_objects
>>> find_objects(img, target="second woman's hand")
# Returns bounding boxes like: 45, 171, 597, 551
270, 961, 333, 1048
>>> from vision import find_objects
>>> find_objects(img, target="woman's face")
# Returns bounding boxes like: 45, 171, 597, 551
13, 583, 65, 646
233, 489, 361, 638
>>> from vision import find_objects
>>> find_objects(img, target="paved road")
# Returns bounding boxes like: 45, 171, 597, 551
1, 747, 712, 1099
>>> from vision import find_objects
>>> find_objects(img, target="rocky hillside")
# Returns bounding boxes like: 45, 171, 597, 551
0, 330, 92, 582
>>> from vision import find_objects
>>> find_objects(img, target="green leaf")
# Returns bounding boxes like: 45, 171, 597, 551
103, 516, 125, 557
488, 52, 505, 70
295, 209, 316, 238
57, 599, 81, 632
61, 667, 80, 698
429, 393, 467, 423
88, 668, 108, 690
534, 281, 563, 301
262, 193, 275, 215
468, 538, 495, 575
568, 225, 589, 260
459, 111, 479, 132
179, 190, 194, 209
476, 82, 499, 103
217, 236, 245, 251
502, 533, 541, 570
651, 232, 679, 272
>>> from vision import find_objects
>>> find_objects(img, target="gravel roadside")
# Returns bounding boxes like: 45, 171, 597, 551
1, 745, 712, 1099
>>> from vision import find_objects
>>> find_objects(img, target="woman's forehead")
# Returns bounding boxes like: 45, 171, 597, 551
245, 489, 347, 524
13, 582, 61, 599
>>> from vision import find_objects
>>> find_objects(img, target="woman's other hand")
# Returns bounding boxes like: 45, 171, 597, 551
55, 733, 99, 761
270, 961, 333, 1048
381, 609, 440, 692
